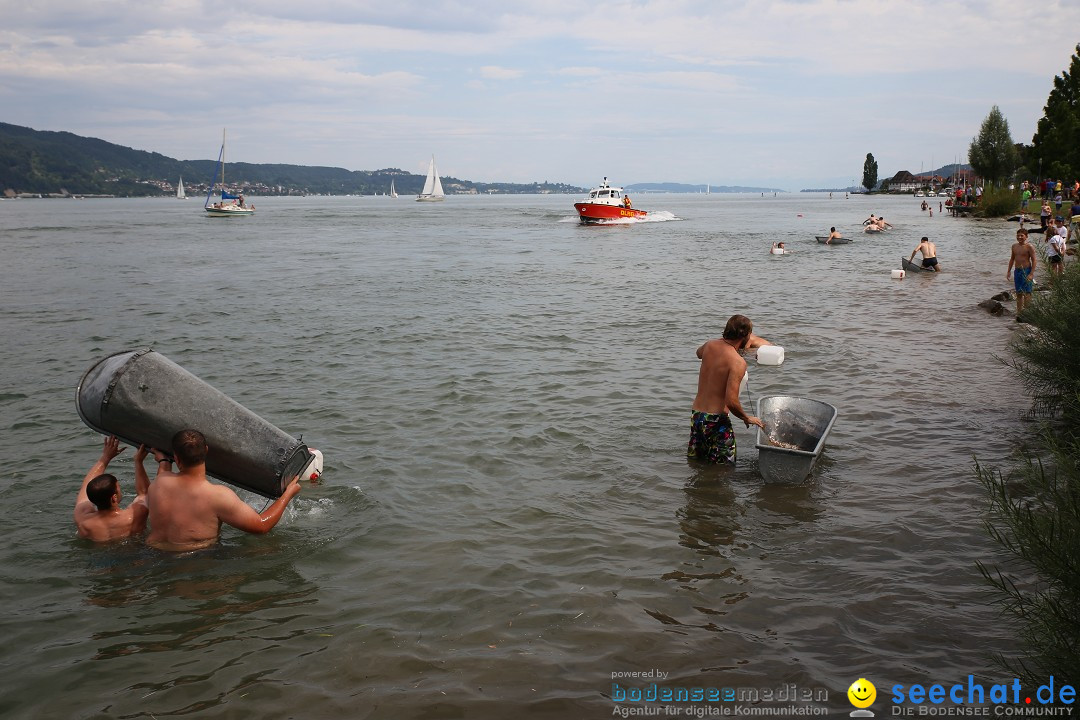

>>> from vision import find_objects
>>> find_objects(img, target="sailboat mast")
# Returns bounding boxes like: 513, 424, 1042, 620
221, 129, 226, 188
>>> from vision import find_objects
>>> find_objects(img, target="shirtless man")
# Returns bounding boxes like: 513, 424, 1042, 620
1007, 228, 1038, 319
74, 435, 157, 542
146, 429, 302, 551
910, 236, 940, 272
826, 227, 842, 244
688, 315, 765, 464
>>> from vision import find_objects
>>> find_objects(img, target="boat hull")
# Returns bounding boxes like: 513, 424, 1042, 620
815, 236, 851, 244
204, 205, 254, 216
416, 195, 445, 202
574, 203, 647, 223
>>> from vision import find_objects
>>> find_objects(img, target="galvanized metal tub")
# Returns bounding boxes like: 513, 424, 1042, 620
754, 395, 838, 484
77, 348, 313, 499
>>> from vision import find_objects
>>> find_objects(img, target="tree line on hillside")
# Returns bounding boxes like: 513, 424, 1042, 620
0, 122, 585, 197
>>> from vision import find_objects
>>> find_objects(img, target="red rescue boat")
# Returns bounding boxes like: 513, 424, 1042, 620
574, 178, 647, 224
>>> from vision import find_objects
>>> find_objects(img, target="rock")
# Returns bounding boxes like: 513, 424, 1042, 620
991, 291, 1013, 302
978, 299, 1005, 316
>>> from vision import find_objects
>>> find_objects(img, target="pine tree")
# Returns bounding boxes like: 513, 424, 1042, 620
1030, 43, 1080, 183
969, 106, 1018, 185
861, 153, 878, 192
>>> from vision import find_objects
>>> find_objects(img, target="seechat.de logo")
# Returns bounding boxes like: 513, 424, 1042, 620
848, 678, 877, 717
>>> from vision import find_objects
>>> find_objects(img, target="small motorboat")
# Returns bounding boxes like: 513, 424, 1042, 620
574, 178, 647, 224
815, 236, 852, 244
755, 395, 838, 484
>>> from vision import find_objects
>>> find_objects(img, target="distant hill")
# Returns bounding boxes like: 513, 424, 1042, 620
625, 182, 786, 193
0, 122, 586, 197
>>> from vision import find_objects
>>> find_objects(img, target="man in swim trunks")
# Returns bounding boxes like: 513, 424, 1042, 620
910, 236, 940, 271
688, 315, 765, 464
1007, 228, 1037, 319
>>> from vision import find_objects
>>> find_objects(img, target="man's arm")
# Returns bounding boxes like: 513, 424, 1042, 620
76, 436, 124, 511
724, 360, 765, 429
134, 445, 151, 497
213, 478, 302, 535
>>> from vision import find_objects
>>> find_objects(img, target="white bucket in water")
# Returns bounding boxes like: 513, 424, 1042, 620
891, 269, 905, 279
757, 345, 785, 365
770, 248, 787, 255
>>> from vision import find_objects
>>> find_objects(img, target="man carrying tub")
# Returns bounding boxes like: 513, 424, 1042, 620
74, 435, 163, 542
146, 429, 302, 551
910, 236, 941, 272
688, 315, 765, 464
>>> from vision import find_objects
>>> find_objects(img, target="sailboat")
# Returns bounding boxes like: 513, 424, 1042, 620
204, 129, 254, 216
176, 176, 186, 200
389, 179, 398, 199
416, 155, 445, 202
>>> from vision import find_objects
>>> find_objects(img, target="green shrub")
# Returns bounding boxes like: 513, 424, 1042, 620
978, 263, 1080, 683
974, 186, 1022, 218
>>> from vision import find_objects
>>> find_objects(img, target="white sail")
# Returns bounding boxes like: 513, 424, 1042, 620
416, 155, 445, 202
390, 179, 398, 198
177, 176, 186, 199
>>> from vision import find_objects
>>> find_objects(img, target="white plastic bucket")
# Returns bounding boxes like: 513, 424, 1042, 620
891, 269, 905, 279
757, 345, 785, 366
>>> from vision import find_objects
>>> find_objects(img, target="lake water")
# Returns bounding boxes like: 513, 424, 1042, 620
0, 192, 1035, 718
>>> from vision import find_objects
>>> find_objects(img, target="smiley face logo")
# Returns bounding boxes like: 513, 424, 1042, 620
847, 678, 876, 709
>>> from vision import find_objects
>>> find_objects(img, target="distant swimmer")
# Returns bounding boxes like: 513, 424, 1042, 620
1007, 228, 1037, 320
688, 315, 765, 464
910, 236, 940, 272
875, 217, 893, 230
146, 429, 302, 552
74, 435, 155, 542
770, 241, 791, 254
863, 213, 877, 226
826, 227, 842, 244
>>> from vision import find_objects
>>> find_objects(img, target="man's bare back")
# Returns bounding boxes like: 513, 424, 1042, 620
74, 436, 150, 543
146, 429, 301, 552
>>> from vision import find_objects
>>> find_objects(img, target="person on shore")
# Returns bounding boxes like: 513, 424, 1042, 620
1021, 188, 1031, 213
1046, 224, 1065, 275
826, 227, 843, 244
1041, 200, 1052, 230
910, 237, 940, 272
146, 429, 302, 552
74, 436, 157, 542
1008, 229, 1038, 320
688, 315, 765, 464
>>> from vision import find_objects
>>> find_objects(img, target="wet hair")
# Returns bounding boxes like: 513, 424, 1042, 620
921, 236, 929, 242
172, 429, 208, 468
723, 314, 753, 342
86, 474, 118, 511
830, 227, 836, 232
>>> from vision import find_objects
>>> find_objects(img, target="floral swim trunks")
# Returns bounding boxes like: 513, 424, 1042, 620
687, 411, 736, 464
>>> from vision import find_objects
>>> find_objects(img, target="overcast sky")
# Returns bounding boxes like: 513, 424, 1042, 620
2, 1, 1078, 190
